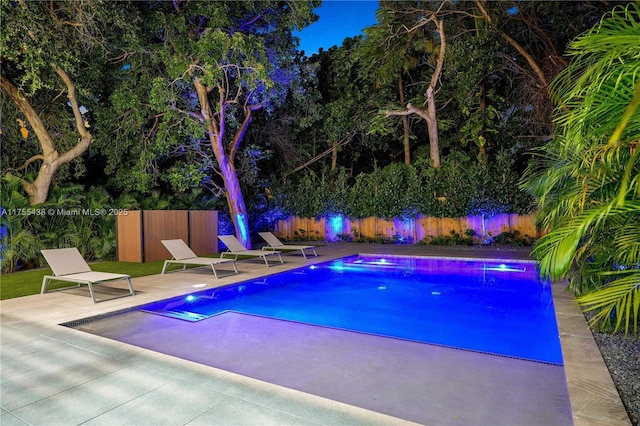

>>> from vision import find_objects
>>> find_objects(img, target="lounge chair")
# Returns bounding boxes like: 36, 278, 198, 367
161, 239, 238, 278
218, 235, 284, 267
41, 248, 135, 303
258, 232, 318, 259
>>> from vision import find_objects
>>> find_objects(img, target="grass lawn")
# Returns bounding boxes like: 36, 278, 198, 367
0, 254, 248, 300
0, 260, 166, 300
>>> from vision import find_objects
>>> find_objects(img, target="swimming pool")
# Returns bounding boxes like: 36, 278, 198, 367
132, 254, 562, 365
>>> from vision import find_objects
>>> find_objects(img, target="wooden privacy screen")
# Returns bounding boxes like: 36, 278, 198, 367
116, 210, 218, 262
274, 214, 540, 243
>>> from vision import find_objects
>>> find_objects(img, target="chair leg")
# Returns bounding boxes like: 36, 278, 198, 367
210, 264, 219, 279
88, 283, 97, 303
41, 276, 50, 294
126, 277, 135, 296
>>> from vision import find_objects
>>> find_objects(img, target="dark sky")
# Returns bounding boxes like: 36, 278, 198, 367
294, 1, 378, 55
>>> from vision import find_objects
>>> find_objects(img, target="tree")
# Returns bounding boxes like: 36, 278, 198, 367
468, 0, 613, 137
0, 0, 140, 205
366, 1, 448, 168
359, 3, 423, 165
143, 1, 317, 247
522, 3, 640, 335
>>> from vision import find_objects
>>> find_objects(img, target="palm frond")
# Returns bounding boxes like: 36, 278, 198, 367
577, 270, 640, 336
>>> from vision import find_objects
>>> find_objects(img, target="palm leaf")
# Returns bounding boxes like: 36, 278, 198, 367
577, 271, 640, 335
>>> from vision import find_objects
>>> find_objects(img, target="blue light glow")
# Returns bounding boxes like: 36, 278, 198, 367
329, 215, 343, 234
236, 213, 249, 246
138, 254, 560, 364
481, 264, 527, 272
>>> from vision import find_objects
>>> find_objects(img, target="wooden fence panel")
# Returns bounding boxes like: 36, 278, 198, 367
376, 218, 394, 238
274, 218, 294, 240
359, 217, 376, 239
117, 210, 219, 262
308, 217, 325, 240
393, 219, 416, 242
417, 216, 438, 241
276, 214, 539, 244
117, 211, 142, 262
143, 210, 189, 262
484, 213, 511, 237
438, 217, 460, 238
510, 213, 539, 238
189, 210, 218, 255
291, 216, 309, 239
461, 216, 483, 238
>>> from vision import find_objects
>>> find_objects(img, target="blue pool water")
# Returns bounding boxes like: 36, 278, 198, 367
138, 255, 563, 365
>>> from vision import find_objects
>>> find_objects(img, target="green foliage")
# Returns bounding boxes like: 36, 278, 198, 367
273, 153, 533, 220
522, 3, 640, 335
0, 180, 118, 272
491, 230, 535, 247
426, 230, 474, 246
0, 178, 223, 273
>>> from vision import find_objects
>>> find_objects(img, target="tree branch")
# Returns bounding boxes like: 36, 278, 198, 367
473, 0, 548, 89
230, 104, 261, 161
15, 154, 46, 171
386, 103, 431, 123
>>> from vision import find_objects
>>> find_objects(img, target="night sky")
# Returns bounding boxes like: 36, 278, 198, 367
295, 0, 379, 55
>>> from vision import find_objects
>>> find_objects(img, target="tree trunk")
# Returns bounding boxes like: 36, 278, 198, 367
398, 75, 411, 165
1, 66, 93, 205
384, 16, 445, 168
329, 138, 338, 189
425, 87, 441, 168
194, 78, 253, 248
220, 159, 251, 249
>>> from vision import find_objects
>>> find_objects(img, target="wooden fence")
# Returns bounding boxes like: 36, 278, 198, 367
117, 210, 218, 262
274, 213, 540, 243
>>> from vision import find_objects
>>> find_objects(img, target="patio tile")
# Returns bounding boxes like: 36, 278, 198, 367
186, 397, 320, 426
0, 408, 29, 426
1, 348, 125, 410
204, 371, 412, 426
10, 367, 166, 425
566, 363, 631, 425
81, 381, 227, 425
0, 243, 631, 425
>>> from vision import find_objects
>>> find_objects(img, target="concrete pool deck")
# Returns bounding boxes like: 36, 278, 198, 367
0, 243, 631, 425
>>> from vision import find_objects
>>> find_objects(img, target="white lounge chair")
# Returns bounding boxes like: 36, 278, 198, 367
41, 248, 135, 303
161, 239, 238, 278
258, 232, 318, 259
218, 235, 284, 267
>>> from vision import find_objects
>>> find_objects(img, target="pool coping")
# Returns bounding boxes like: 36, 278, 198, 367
0, 243, 632, 425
